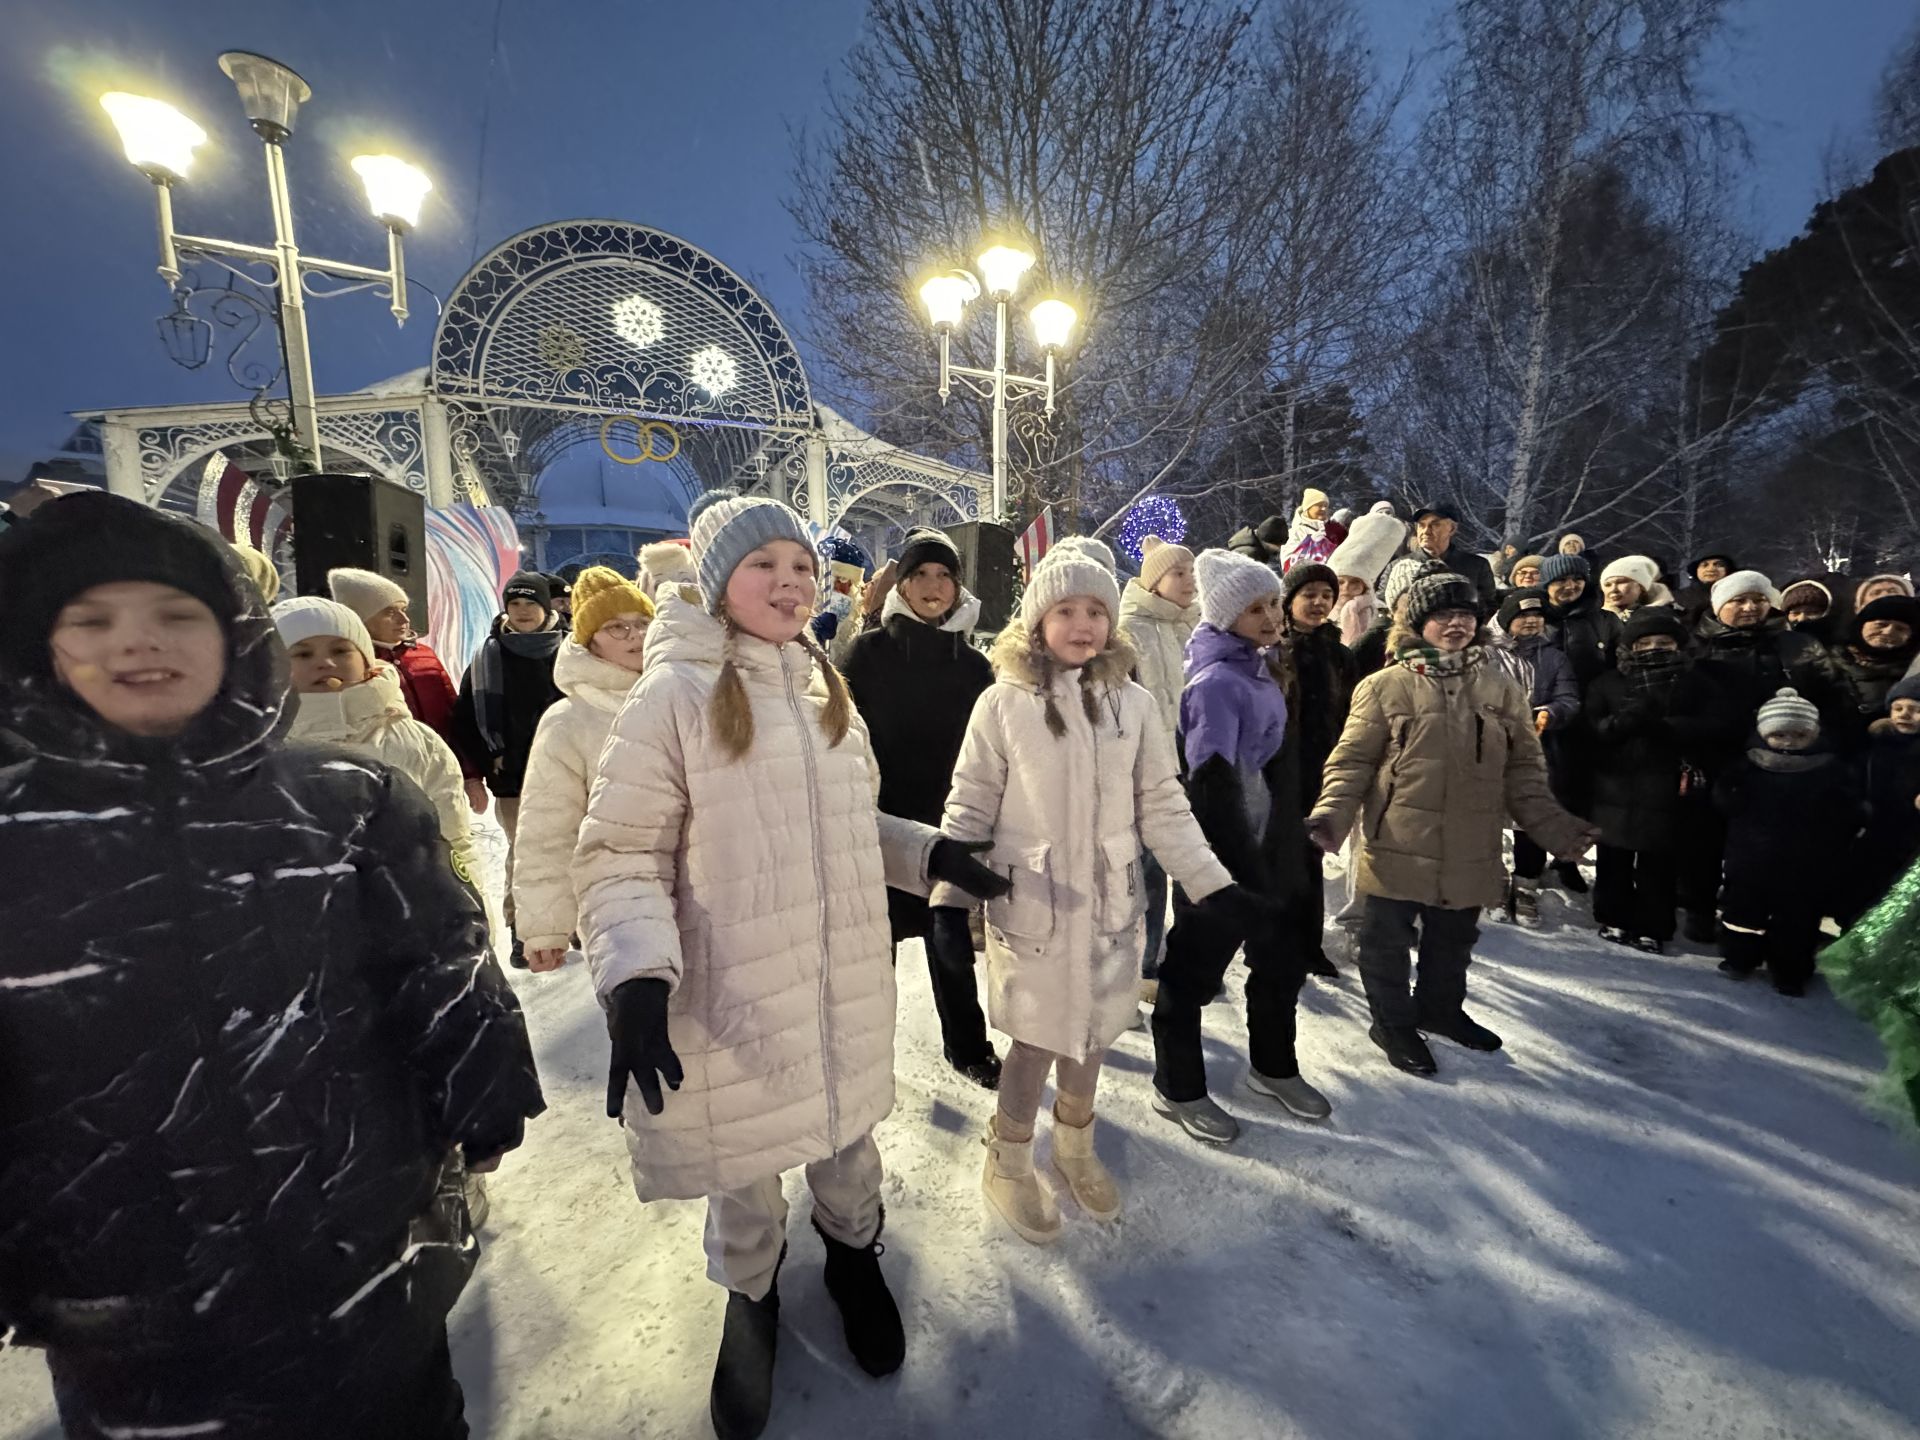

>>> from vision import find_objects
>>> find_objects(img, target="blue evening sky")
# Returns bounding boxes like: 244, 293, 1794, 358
0, 0, 1909, 478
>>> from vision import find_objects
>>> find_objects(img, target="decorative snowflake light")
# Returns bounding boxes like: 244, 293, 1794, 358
611, 295, 664, 348
689, 345, 737, 397
1117, 494, 1188, 564
537, 322, 585, 373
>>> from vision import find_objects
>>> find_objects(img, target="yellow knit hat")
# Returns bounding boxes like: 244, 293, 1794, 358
570, 565, 654, 646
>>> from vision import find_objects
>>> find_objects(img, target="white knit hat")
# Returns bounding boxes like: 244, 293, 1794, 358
1137, 534, 1195, 593
1600, 555, 1660, 592
1756, 686, 1820, 739
1020, 548, 1121, 630
272, 596, 374, 665
1711, 570, 1781, 613
689, 490, 815, 616
1048, 533, 1118, 574
327, 566, 407, 620
1195, 547, 1281, 631
1327, 512, 1406, 590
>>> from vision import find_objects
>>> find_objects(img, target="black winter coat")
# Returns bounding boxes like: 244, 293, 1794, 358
1835, 643, 1919, 734
1283, 620, 1355, 804
0, 606, 545, 1353
842, 596, 994, 939
1586, 657, 1691, 851
451, 616, 563, 797
1351, 618, 1393, 679
1847, 725, 1920, 919
1684, 616, 1854, 772
1405, 543, 1499, 616
1714, 741, 1864, 880
1550, 590, 1621, 691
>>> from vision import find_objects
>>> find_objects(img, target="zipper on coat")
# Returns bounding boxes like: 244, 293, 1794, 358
1475, 714, 1485, 765
783, 657, 840, 1152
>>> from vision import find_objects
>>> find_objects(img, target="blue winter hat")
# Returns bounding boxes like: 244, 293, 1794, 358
1887, 673, 1920, 711
1540, 553, 1591, 586
689, 491, 816, 617
818, 533, 872, 574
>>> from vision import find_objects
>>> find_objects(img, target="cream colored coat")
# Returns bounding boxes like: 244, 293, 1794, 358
1119, 578, 1200, 742
286, 663, 477, 879
573, 590, 938, 1201
936, 628, 1233, 1061
511, 639, 641, 952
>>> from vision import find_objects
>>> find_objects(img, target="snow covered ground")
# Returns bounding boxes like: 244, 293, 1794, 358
7, 840, 1920, 1440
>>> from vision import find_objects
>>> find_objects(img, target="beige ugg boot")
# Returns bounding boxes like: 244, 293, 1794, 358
982, 1116, 1061, 1244
1050, 1112, 1122, 1222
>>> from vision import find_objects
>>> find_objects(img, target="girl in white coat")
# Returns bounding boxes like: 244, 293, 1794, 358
511, 566, 653, 971
271, 596, 477, 882
940, 547, 1247, 1245
574, 490, 1007, 1440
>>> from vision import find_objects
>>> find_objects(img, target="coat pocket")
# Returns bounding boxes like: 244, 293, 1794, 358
986, 841, 1056, 941
1096, 835, 1146, 933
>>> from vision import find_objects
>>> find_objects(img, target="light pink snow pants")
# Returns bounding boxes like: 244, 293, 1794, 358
704, 1131, 884, 1300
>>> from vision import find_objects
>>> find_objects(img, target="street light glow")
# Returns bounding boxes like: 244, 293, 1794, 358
919, 271, 979, 330
975, 244, 1036, 299
1029, 298, 1077, 351
351, 154, 432, 229
100, 93, 207, 180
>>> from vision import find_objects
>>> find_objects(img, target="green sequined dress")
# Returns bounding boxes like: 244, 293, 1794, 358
1820, 857, 1920, 1126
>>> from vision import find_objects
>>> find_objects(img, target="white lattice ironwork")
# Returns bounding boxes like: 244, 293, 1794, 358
121, 402, 427, 501
818, 404, 984, 529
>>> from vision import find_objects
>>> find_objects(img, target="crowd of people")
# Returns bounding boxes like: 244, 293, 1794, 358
3, 483, 1918, 1440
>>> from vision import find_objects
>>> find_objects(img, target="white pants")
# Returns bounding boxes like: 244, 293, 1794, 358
703, 1131, 884, 1300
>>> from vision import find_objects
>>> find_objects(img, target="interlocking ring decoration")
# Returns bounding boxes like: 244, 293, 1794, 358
599, 413, 683, 466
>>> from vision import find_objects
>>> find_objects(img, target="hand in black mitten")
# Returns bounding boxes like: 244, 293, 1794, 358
925, 905, 978, 974
606, 978, 683, 1120
929, 838, 1013, 901
1205, 883, 1284, 936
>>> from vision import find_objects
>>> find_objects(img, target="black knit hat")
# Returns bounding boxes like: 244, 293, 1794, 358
1253, 514, 1290, 549
1497, 586, 1551, 630
0, 491, 252, 680
897, 526, 962, 580
1622, 607, 1688, 647
1282, 561, 1338, 603
502, 570, 553, 612
1405, 570, 1480, 631
1855, 594, 1920, 631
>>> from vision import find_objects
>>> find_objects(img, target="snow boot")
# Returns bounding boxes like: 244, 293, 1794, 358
945, 1047, 1002, 1091
812, 1207, 905, 1377
507, 935, 529, 970
1151, 1088, 1241, 1145
1418, 1010, 1503, 1052
1304, 949, 1339, 979
710, 1247, 783, 1440
1598, 925, 1628, 945
1552, 860, 1589, 895
1369, 1022, 1438, 1076
1246, 1070, 1332, 1120
1627, 935, 1665, 956
1682, 909, 1718, 945
1719, 923, 1766, 977
982, 1115, 1061, 1244
463, 1173, 490, 1231
1050, 1112, 1121, 1222
1511, 878, 1541, 927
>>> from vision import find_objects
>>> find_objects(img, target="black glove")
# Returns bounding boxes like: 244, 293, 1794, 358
606, 978, 683, 1119
929, 837, 1013, 901
1205, 883, 1283, 935
925, 905, 978, 974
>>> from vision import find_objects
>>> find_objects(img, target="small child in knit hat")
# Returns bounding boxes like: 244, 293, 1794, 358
1713, 687, 1865, 994
327, 565, 466, 749
939, 545, 1245, 1242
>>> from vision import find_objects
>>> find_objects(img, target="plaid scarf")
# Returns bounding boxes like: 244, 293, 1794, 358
1397, 643, 1486, 678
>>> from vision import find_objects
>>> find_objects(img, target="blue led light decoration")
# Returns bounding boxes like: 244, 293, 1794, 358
1117, 494, 1188, 564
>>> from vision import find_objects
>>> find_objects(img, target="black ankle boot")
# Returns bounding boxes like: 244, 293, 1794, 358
812, 1205, 905, 1377
1553, 860, 1589, 895
711, 1246, 783, 1440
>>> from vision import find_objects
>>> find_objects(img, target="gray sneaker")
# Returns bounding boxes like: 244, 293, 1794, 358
1246, 1071, 1332, 1120
1152, 1090, 1241, 1145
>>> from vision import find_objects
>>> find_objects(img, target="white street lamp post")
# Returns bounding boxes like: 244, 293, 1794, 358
920, 242, 1077, 522
100, 52, 431, 472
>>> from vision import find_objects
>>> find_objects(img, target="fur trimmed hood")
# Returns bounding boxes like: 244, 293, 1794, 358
989, 621, 1139, 694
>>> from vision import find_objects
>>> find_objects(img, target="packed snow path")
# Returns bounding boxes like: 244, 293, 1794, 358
6, 853, 1920, 1439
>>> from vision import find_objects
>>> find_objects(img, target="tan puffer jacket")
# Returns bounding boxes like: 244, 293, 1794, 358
574, 590, 937, 1201
936, 627, 1232, 1061
511, 638, 641, 952
285, 663, 477, 882
1310, 632, 1589, 910
1119, 578, 1199, 742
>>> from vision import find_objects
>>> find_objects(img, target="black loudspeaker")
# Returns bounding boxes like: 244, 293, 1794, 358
946, 521, 1018, 634
292, 474, 428, 622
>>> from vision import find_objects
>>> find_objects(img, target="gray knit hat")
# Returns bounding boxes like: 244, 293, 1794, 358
1049, 533, 1118, 574
1382, 556, 1444, 611
1404, 571, 1481, 632
1020, 547, 1121, 630
1195, 547, 1282, 631
1756, 686, 1820, 740
1540, 553, 1590, 586
689, 489, 815, 616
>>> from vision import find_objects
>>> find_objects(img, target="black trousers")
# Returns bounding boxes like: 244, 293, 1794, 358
1356, 896, 1480, 1028
916, 904, 995, 1065
48, 1305, 465, 1440
1152, 895, 1306, 1100
1276, 846, 1329, 965
1512, 832, 1548, 881
1720, 861, 1826, 990
1675, 791, 1726, 921
1592, 844, 1678, 941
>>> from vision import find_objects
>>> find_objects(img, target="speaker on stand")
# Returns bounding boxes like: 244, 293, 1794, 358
291, 473, 429, 622
945, 520, 1018, 634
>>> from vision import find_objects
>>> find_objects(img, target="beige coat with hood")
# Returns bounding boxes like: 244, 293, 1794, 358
936, 627, 1232, 1061
512, 638, 642, 952
1310, 631, 1589, 910
573, 589, 938, 1201
1119, 578, 1200, 742
286, 662, 477, 880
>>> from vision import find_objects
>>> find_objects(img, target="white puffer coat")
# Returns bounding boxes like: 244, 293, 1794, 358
574, 590, 937, 1201
511, 639, 642, 952
1119, 578, 1200, 743
936, 627, 1233, 1060
285, 663, 477, 879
